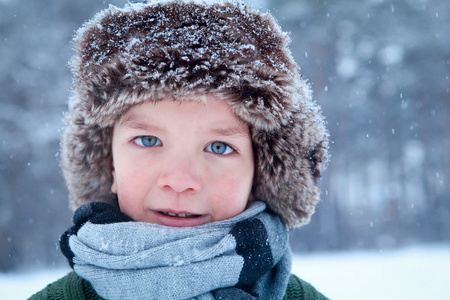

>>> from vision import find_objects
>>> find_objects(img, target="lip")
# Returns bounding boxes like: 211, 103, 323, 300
152, 209, 208, 227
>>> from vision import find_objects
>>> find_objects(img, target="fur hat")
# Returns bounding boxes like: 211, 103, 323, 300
61, 0, 329, 228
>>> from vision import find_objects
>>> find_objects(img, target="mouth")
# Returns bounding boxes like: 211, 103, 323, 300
158, 211, 202, 218
153, 210, 206, 227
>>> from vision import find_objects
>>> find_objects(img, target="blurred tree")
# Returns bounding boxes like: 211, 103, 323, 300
0, 0, 125, 271
273, 0, 450, 251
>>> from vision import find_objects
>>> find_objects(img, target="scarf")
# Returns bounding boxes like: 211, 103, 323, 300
60, 201, 291, 300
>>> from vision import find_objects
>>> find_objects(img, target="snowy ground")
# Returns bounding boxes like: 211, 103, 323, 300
291, 244, 450, 299
1, 244, 449, 299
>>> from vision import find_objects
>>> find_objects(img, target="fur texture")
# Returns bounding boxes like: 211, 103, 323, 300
61, 0, 329, 228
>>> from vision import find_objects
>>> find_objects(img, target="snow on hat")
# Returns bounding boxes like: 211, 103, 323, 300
61, 0, 329, 228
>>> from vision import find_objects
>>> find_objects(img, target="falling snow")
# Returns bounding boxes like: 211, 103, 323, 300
1, 0, 449, 288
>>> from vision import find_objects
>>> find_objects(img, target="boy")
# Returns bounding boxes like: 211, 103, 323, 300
31, 0, 329, 299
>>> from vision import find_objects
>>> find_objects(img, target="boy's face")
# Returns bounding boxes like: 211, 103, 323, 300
111, 95, 254, 227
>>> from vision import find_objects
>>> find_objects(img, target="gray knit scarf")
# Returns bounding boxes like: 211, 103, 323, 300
60, 201, 291, 300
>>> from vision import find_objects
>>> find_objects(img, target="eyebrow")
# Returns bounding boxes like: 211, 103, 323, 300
118, 113, 249, 138
118, 116, 165, 133
208, 124, 250, 139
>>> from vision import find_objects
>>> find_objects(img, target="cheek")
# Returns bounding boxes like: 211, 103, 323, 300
114, 170, 150, 213
116, 169, 144, 195
210, 175, 252, 220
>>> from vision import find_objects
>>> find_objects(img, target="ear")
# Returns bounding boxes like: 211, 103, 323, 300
111, 163, 118, 194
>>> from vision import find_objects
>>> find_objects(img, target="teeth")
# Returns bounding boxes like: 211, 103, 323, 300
162, 212, 196, 218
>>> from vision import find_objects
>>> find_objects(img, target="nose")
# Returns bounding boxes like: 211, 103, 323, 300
157, 157, 202, 194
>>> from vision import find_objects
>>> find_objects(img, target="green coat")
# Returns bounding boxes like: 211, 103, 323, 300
30, 272, 329, 300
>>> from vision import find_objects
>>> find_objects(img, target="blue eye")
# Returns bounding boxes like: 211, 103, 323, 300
134, 136, 162, 147
206, 141, 234, 155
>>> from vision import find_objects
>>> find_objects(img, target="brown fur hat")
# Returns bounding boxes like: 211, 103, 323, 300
61, 0, 329, 228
